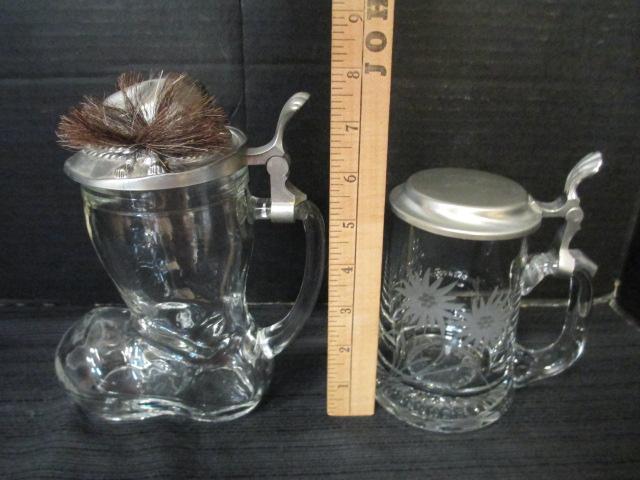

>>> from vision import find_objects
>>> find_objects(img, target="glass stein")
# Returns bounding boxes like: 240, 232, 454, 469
55, 92, 325, 422
377, 153, 603, 432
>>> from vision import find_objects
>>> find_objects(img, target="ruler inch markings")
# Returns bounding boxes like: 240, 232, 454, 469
328, 0, 395, 416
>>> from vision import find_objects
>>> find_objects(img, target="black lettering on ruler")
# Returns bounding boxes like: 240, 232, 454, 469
365, 62, 387, 76
367, 0, 388, 20
365, 31, 387, 52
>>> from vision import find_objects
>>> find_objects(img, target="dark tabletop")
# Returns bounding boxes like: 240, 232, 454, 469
1, 303, 638, 479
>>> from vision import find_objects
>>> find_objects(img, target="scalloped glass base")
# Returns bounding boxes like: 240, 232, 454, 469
377, 334, 513, 433
55, 307, 272, 422
376, 369, 513, 433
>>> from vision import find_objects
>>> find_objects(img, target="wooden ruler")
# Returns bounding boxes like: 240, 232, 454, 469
327, 0, 395, 416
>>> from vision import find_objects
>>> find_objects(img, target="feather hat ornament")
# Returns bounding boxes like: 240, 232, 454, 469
57, 72, 232, 178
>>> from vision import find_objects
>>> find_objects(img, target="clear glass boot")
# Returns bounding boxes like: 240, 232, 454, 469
56, 165, 325, 422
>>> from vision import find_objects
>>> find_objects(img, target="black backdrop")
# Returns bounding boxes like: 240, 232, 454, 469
1, 1, 638, 305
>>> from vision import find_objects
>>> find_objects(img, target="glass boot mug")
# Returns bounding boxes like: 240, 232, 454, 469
377, 153, 603, 432
55, 91, 325, 422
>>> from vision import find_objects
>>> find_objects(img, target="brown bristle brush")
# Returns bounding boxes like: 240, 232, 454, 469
56, 72, 232, 171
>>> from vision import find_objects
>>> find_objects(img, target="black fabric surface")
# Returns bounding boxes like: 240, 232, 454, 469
1, 1, 639, 304
1, 303, 638, 479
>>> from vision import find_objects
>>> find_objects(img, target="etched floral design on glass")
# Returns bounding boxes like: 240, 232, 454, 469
379, 239, 523, 430
387, 265, 515, 393
395, 269, 460, 335
461, 287, 511, 349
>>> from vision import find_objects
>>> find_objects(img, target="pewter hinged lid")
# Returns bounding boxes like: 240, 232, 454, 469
389, 168, 542, 240
64, 126, 246, 191
63, 77, 246, 191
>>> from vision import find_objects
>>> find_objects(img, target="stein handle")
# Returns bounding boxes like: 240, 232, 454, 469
514, 152, 603, 387
252, 198, 325, 357
247, 92, 326, 357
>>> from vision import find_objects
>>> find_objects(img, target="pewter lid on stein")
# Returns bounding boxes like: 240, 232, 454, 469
389, 168, 542, 240
62, 77, 246, 191
64, 126, 246, 191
